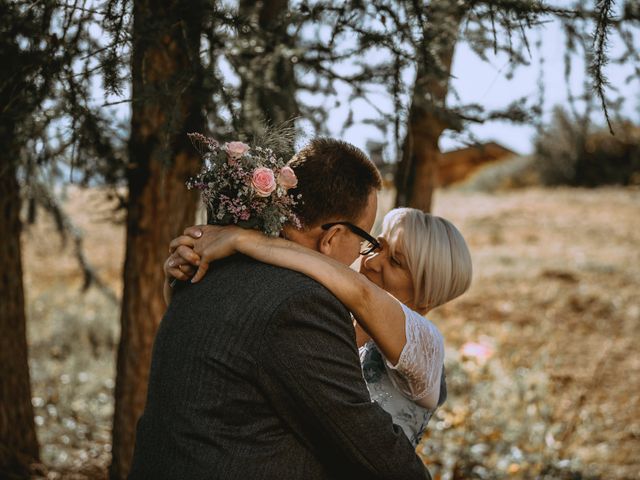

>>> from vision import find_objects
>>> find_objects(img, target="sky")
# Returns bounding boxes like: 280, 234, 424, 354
307, 17, 639, 157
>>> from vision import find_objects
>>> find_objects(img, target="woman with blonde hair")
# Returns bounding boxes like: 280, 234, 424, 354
165, 207, 472, 445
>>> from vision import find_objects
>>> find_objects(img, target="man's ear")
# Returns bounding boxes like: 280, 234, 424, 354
318, 225, 342, 256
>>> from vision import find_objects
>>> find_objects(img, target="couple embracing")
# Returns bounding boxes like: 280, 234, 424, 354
129, 138, 472, 479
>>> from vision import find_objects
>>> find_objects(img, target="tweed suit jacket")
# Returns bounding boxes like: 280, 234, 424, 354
129, 254, 430, 480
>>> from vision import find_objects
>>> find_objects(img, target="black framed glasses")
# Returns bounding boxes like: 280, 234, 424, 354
321, 222, 382, 255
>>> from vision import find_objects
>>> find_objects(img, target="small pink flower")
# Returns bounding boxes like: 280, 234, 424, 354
225, 141, 250, 160
460, 341, 494, 364
277, 166, 298, 190
251, 167, 277, 197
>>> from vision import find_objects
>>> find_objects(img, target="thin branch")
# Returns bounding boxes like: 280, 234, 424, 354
28, 181, 119, 303
590, 0, 615, 134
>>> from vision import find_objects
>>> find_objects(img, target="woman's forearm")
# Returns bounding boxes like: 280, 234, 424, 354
236, 231, 407, 363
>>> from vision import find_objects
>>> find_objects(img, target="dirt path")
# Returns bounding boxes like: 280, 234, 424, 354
417, 187, 640, 479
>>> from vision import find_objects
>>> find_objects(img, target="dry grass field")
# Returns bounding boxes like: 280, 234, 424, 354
22, 185, 640, 479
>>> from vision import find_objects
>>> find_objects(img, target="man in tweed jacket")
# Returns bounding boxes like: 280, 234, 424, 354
129, 139, 431, 479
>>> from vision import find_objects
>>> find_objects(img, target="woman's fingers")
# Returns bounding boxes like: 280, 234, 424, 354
173, 225, 238, 283
178, 263, 197, 276
183, 225, 208, 238
168, 269, 190, 282
173, 244, 201, 266
191, 261, 210, 284
167, 252, 190, 267
167, 260, 191, 281
169, 235, 196, 253
168, 261, 196, 280
165, 252, 191, 280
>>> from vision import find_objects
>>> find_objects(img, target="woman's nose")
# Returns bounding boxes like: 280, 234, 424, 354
363, 251, 382, 272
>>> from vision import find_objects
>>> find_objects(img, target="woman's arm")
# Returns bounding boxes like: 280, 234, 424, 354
182, 225, 408, 364
383, 309, 445, 410
168, 225, 445, 407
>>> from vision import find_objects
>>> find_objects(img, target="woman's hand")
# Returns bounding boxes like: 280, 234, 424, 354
163, 244, 199, 305
164, 250, 198, 282
168, 225, 248, 283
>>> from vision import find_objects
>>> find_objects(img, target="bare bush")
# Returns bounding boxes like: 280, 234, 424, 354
534, 108, 640, 187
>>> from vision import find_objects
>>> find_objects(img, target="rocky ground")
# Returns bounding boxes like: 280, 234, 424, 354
22, 185, 640, 479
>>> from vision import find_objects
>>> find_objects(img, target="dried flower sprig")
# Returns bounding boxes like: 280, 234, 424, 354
186, 133, 301, 237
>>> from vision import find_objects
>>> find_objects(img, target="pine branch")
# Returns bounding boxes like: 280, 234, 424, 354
590, 0, 615, 134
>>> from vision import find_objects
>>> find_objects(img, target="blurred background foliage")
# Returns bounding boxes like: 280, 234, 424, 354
535, 107, 640, 187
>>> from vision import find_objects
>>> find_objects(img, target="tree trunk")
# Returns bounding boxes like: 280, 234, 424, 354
109, 2, 205, 478
395, 105, 443, 213
394, 2, 465, 212
0, 159, 39, 477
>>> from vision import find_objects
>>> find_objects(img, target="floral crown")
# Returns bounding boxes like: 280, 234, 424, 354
186, 133, 302, 237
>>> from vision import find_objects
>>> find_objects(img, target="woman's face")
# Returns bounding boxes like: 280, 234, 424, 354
359, 230, 416, 309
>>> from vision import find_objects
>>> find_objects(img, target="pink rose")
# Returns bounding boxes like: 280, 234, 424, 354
251, 167, 277, 197
225, 141, 250, 160
277, 166, 298, 190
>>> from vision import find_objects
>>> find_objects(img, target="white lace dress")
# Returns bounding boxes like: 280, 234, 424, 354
359, 303, 446, 446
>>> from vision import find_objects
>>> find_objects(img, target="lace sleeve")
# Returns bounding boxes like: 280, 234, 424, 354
382, 304, 445, 403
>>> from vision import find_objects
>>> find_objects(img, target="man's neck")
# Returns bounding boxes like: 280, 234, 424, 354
282, 225, 320, 252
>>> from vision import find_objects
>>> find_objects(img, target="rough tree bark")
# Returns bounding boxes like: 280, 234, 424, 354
394, 2, 465, 212
0, 158, 39, 477
109, 1, 206, 478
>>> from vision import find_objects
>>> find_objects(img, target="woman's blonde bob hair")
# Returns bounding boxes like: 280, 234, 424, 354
379, 208, 473, 313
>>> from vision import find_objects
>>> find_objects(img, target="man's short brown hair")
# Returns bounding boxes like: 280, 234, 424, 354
288, 138, 382, 228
